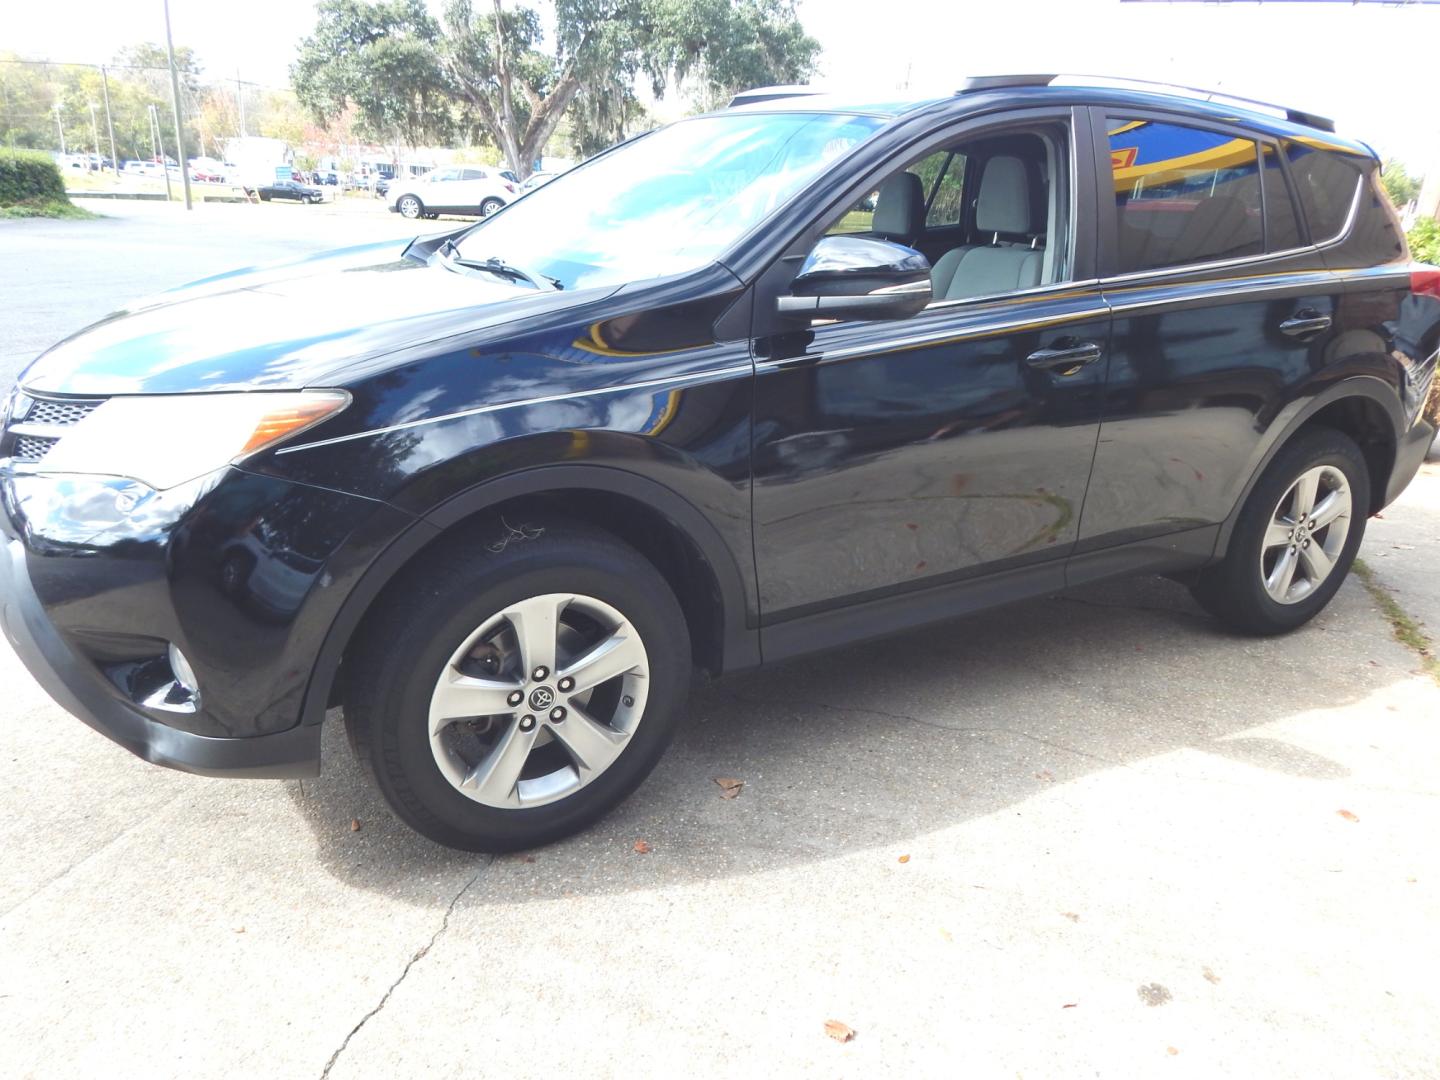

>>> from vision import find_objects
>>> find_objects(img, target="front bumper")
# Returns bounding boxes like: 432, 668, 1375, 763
0, 464, 411, 778
1, 532, 321, 777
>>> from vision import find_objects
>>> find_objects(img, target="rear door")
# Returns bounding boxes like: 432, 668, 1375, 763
1075, 108, 1347, 578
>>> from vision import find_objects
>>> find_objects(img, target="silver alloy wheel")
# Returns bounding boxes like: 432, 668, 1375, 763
427, 593, 650, 809
480, 197, 503, 217
1260, 464, 1353, 604
398, 195, 421, 219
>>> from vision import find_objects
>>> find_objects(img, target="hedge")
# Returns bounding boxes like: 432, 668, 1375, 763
0, 150, 67, 207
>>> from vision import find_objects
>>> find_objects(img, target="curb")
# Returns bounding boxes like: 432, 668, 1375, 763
67, 191, 252, 204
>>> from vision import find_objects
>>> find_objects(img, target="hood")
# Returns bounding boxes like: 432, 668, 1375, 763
19, 239, 598, 396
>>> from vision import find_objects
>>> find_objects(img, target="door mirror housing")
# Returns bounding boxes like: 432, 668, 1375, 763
778, 235, 932, 321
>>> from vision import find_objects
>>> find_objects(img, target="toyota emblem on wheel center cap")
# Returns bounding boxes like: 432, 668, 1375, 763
529, 686, 555, 710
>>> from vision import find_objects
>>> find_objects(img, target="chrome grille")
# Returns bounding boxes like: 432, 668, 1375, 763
13, 435, 58, 462
23, 397, 100, 426
4, 393, 107, 464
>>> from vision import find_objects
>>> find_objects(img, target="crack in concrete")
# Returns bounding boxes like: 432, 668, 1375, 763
319, 862, 489, 1079
713, 688, 1126, 768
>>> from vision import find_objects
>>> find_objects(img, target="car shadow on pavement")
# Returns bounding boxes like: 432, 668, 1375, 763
282, 573, 1369, 900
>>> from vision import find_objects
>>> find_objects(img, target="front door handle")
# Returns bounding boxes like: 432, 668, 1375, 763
1025, 340, 1103, 376
1278, 310, 1333, 339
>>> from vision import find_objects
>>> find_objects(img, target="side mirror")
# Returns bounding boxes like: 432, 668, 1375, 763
777, 235, 932, 321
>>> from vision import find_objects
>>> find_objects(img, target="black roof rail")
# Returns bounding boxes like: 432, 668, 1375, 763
728, 85, 826, 108
957, 74, 1336, 133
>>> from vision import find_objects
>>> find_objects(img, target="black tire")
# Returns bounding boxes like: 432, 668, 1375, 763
343, 519, 692, 852
397, 194, 423, 220
1191, 426, 1370, 635
479, 197, 504, 217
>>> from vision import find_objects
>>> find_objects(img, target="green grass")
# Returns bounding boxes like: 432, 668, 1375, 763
1352, 558, 1440, 686
0, 199, 100, 220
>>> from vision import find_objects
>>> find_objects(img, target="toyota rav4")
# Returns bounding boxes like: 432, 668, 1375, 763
3, 75, 1436, 851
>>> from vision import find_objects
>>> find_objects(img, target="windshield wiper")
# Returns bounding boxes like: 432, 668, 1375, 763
439, 240, 562, 290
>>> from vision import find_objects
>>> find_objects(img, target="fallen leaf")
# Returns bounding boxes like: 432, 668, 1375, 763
232, 926, 246, 934
1368, 660, 1380, 667
824, 1020, 856, 1043
350, 818, 361, 832
633, 840, 652, 854
713, 777, 744, 799
897, 854, 910, 864
939, 928, 953, 943
1062, 1003, 1078, 1009
1035, 770, 1054, 782
1337, 809, 1360, 823
1167, 1047, 1180, 1056
1202, 966, 1220, 984
1137, 983, 1172, 1007
1061, 911, 1080, 922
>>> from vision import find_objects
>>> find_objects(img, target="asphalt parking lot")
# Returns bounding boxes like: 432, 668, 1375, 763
2, 201, 1439, 1078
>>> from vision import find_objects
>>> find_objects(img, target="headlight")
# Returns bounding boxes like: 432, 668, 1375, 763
35, 390, 349, 490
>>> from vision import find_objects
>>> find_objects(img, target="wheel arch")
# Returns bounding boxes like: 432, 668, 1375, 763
299, 464, 760, 729
1215, 376, 1402, 556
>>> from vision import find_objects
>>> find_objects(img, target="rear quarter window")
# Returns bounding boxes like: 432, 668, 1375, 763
1282, 140, 1362, 242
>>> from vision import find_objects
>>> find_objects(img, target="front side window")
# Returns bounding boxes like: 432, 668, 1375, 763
1283, 139, 1362, 242
1108, 118, 1262, 273
455, 111, 883, 290
822, 127, 1067, 304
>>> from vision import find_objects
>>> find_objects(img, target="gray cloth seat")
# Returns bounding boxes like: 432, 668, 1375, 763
931, 156, 1044, 301
870, 171, 924, 244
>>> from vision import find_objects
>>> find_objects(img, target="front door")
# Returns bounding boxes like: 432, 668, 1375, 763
749, 110, 1110, 653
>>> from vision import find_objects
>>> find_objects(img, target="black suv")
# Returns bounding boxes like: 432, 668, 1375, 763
3, 76, 1436, 851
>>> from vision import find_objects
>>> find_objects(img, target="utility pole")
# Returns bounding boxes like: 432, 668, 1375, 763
150, 104, 173, 201
100, 67, 119, 178
236, 69, 246, 137
54, 103, 65, 155
89, 102, 101, 170
163, 0, 193, 209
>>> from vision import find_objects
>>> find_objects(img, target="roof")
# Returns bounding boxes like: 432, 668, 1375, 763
725, 77, 1375, 159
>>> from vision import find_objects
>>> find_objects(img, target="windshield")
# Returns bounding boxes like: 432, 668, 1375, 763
455, 111, 884, 290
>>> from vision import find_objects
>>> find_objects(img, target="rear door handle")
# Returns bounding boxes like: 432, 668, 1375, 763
1278, 311, 1333, 338
1025, 340, 1103, 375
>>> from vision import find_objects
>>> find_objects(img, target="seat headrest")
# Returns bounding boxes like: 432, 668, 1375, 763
975, 156, 1031, 235
872, 171, 924, 240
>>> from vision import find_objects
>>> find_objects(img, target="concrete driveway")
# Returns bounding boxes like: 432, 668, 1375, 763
2, 202, 1438, 1078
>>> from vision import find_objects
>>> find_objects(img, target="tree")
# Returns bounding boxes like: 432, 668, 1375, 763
440, 0, 818, 178
1382, 158, 1421, 209
291, 0, 454, 149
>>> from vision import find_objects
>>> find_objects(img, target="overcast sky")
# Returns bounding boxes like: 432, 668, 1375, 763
8, 0, 1438, 167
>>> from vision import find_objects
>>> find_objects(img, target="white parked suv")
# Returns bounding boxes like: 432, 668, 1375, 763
387, 166, 516, 220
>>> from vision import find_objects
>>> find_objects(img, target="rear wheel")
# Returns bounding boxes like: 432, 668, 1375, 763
397, 194, 423, 220
1191, 427, 1369, 635
480, 197, 504, 217
344, 520, 691, 851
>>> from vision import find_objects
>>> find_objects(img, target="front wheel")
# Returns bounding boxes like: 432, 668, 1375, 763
1191, 427, 1370, 635
479, 197, 504, 218
397, 195, 423, 219
344, 520, 692, 851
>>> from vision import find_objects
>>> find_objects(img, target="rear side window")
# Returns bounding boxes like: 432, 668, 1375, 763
1107, 118, 1263, 273
1282, 139, 1361, 242
1261, 144, 1304, 251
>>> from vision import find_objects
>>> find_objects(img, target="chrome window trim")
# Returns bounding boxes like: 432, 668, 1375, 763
1096, 169, 1361, 288
756, 301, 1111, 368
924, 277, 1101, 312
275, 363, 757, 454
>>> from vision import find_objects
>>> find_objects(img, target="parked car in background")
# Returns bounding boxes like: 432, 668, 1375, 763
373, 176, 391, 198
3, 76, 1434, 854
519, 171, 559, 193
387, 166, 515, 219
253, 178, 325, 204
